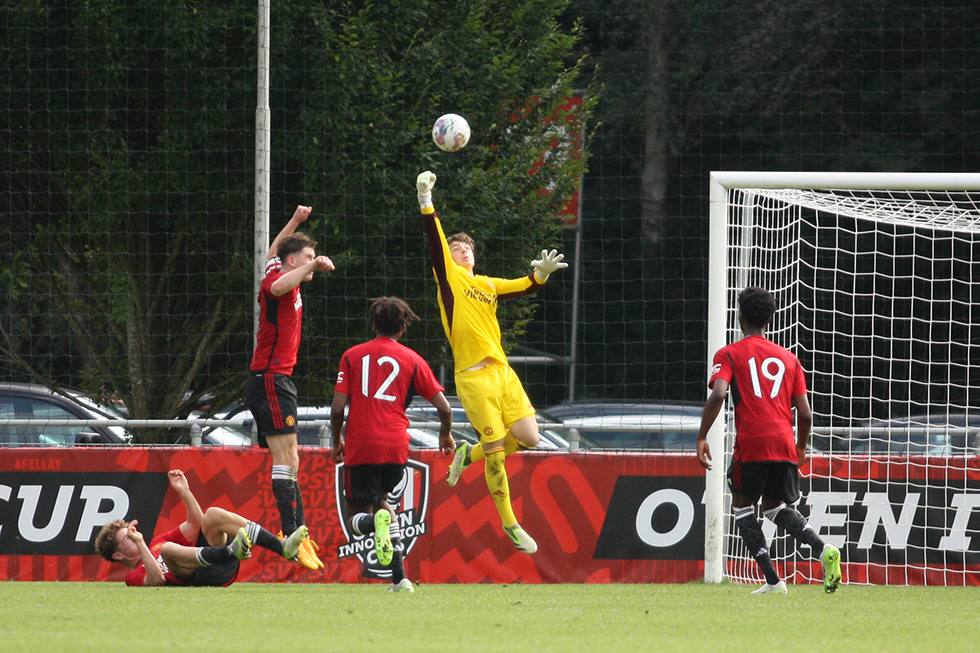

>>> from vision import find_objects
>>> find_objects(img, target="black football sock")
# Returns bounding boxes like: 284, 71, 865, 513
390, 546, 406, 584
765, 504, 826, 554
246, 521, 284, 556
351, 513, 375, 536
293, 480, 306, 528
390, 520, 405, 583
734, 506, 780, 585
196, 545, 235, 566
271, 472, 296, 535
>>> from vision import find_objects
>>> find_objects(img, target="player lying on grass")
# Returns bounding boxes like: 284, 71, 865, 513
94, 469, 308, 587
415, 171, 567, 555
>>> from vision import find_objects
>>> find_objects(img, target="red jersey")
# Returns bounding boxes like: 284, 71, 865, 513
708, 334, 807, 463
250, 266, 303, 375
335, 336, 444, 465
123, 526, 237, 587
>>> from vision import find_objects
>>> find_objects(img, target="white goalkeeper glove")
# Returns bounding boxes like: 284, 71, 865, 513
417, 171, 437, 210
531, 249, 568, 282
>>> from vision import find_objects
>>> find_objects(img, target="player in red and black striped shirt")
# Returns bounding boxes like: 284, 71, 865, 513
330, 297, 454, 592
94, 470, 307, 586
696, 286, 841, 594
244, 205, 335, 570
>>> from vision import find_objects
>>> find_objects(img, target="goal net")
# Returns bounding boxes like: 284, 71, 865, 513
705, 172, 980, 587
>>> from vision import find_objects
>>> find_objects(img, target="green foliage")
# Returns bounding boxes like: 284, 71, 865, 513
264, 0, 598, 400
0, 1, 257, 419
0, 0, 596, 431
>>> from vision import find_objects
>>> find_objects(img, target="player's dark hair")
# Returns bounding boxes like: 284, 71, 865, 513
277, 232, 318, 261
447, 232, 475, 252
738, 286, 776, 329
94, 519, 127, 561
369, 296, 420, 337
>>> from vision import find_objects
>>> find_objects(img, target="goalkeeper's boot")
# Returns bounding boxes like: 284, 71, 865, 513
297, 535, 324, 571
750, 580, 787, 595
388, 578, 415, 593
446, 442, 469, 487
503, 523, 538, 554
821, 544, 842, 593
230, 527, 252, 561
374, 510, 394, 567
282, 524, 308, 561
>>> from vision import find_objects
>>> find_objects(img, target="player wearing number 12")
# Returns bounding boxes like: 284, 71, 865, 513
696, 286, 841, 594
330, 297, 454, 592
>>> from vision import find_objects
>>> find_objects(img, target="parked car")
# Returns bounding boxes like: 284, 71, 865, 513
839, 413, 980, 456
173, 420, 251, 446
0, 382, 254, 447
406, 396, 571, 450
558, 413, 701, 450
0, 382, 132, 446
544, 399, 702, 421
205, 404, 463, 449
545, 401, 704, 451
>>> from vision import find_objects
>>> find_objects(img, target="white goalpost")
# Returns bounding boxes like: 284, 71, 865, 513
706, 171, 980, 586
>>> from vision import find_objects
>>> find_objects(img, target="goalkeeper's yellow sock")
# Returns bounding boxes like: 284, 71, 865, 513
470, 433, 524, 464
503, 432, 524, 455
484, 450, 517, 528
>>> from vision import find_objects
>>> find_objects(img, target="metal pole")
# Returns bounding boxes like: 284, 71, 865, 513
254, 0, 272, 345
565, 91, 586, 402
703, 173, 730, 583
567, 214, 582, 402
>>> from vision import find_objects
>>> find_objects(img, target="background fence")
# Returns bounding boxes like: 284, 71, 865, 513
3, 1, 980, 438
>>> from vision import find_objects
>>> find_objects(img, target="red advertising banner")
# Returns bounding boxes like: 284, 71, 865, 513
5, 448, 978, 585
0, 447, 704, 584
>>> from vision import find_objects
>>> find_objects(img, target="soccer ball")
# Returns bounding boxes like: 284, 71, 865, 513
432, 113, 471, 152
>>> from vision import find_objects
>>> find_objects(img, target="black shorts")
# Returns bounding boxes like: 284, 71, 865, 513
343, 463, 405, 509
727, 459, 801, 505
175, 531, 239, 587
244, 372, 298, 447
181, 560, 239, 587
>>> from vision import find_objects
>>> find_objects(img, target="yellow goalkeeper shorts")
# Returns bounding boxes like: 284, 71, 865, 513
455, 361, 535, 445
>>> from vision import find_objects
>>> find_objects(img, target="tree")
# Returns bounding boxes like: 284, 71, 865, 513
0, 0, 596, 437
556, 0, 980, 403
0, 2, 257, 425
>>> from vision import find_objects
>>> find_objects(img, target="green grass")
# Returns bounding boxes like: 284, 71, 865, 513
2, 581, 975, 652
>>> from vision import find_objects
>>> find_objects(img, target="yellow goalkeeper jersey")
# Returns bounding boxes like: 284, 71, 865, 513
422, 208, 543, 373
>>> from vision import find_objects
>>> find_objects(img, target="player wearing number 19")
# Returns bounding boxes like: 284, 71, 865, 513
330, 297, 454, 592
696, 286, 841, 594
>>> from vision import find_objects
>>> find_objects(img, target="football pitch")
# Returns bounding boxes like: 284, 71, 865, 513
2, 581, 974, 652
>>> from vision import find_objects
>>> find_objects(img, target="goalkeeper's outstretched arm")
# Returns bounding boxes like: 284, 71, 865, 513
531, 249, 568, 283
417, 171, 437, 214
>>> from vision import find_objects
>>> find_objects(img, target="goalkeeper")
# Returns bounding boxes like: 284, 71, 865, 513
414, 170, 568, 555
